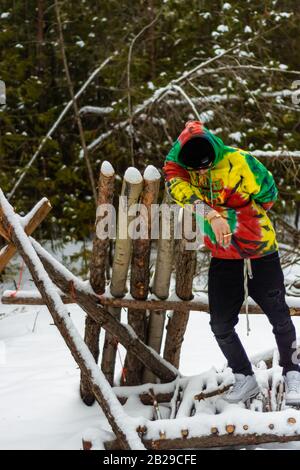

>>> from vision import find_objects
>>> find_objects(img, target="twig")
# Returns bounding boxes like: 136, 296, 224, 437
127, 9, 162, 165
54, 0, 97, 204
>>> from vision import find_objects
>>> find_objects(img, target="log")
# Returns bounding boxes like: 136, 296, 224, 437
0, 190, 144, 450
101, 167, 143, 385
81, 161, 115, 405
124, 166, 160, 385
164, 217, 197, 369
105, 432, 300, 450
3, 291, 300, 316
29, 237, 178, 383
0, 198, 52, 272
194, 385, 231, 401
143, 192, 175, 383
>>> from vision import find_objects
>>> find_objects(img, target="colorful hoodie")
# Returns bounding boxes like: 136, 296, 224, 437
163, 121, 279, 259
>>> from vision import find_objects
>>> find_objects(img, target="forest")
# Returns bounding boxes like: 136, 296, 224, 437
0, 0, 299, 244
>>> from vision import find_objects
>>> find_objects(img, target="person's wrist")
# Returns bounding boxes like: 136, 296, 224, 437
206, 210, 222, 223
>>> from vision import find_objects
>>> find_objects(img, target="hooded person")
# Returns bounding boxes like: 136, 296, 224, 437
163, 120, 278, 259
162, 120, 300, 406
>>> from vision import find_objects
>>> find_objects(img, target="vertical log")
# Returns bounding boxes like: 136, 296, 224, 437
163, 214, 197, 368
80, 161, 115, 405
101, 167, 143, 385
143, 192, 175, 383
124, 166, 161, 385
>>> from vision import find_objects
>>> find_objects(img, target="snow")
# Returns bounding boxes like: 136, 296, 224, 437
1, 12, 10, 19
222, 3, 231, 10
143, 165, 161, 181
79, 105, 113, 115
0, 190, 145, 450
101, 160, 114, 176
229, 131, 243, 143
124, 167, 143, 184
217, 25, 229, 33
244, 26, 252, 33
1, 219, 300, 449
1, 301, 300, 449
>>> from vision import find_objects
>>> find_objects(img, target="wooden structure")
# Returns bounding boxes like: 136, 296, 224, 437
1, 161, 300, 450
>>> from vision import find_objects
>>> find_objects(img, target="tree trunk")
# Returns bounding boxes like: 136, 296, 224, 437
80, 162, 115, 405
143, 192, 175, 383
124, 166, 160, 385
163, 218, 197, 369
101, 168, 143, 385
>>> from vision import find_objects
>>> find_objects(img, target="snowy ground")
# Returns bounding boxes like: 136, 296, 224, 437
1, 245, 300, 450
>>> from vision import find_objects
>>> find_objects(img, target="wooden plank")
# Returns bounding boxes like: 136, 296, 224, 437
81, 162, 115, 405
0, 198, 52, 272
3, 291, 300, 316
105, 432, 300, 450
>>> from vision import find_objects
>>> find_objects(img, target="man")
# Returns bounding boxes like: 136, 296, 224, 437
163, 120, 300, 404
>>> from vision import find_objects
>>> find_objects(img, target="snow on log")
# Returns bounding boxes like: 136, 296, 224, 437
0, 198, 52, 273
124, 165, 161, 385
143, 191, 175, 384
29, 238, 179, 383
101, 166, 143, 384
81, 162, 115, 404
0, 189, 145, 450
3, 289, 300, 316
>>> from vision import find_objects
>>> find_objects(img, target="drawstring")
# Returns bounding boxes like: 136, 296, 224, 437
243, 258, 253, 336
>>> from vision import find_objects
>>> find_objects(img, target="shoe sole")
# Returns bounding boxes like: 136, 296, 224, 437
224, 385, 260, 404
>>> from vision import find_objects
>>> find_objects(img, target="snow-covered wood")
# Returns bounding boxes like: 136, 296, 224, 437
0, 189, 145, 450
3, 289, 300, 315
143, 192, 175, 383
81, 163, 115, 405
28, 238, 179, 383
0, 198, 52, 273
101, 167, 143, 384
124, 165, 161, 385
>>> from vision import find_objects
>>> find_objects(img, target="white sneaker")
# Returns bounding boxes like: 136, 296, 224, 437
223, 373, 260, 404
285, 371, 300, 406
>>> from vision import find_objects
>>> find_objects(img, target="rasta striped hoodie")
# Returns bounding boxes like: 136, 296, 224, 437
163, 121, 279, 259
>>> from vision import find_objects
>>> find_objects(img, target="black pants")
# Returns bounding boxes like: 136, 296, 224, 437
208, 251, 299, 376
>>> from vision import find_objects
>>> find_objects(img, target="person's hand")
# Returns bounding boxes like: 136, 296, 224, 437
207, 210, 232, 247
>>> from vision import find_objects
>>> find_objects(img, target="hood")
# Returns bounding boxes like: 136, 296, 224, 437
166, 120, 226, 168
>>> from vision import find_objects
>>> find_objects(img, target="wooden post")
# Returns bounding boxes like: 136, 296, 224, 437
124, 166, 161, 385
29, 239, 178, 383
163, 214, 197, 368
0, 198, 52, 272
101, 167, 143, 385
143, 192, 175, 384
80, 161, 115, 405
0, 190, 144, 450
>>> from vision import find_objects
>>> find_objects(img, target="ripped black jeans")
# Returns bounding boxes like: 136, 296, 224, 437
208, 251, 299, 376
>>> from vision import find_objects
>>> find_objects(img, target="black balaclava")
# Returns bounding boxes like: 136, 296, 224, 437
178, 136, 215, 169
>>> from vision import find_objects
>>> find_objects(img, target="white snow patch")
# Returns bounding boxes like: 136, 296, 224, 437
101, 160, 114, 176
143, 165, 161, 181
217, 24, 229, 33
124, 167, 143, 184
